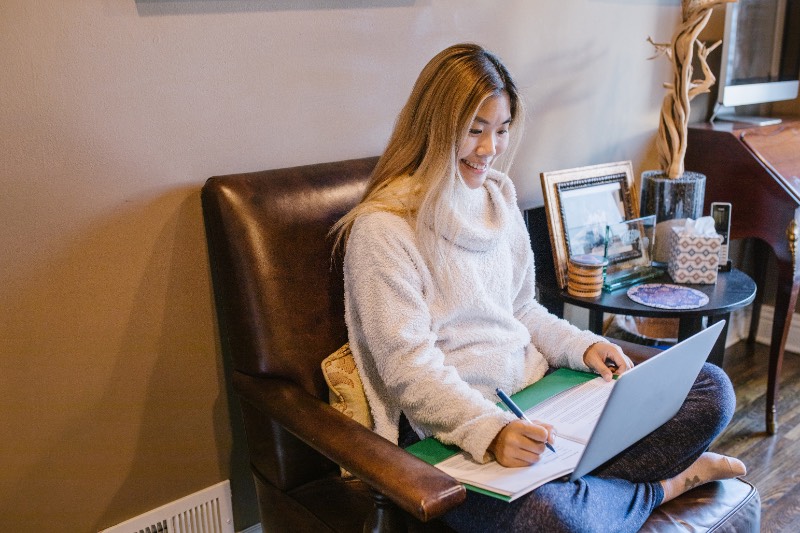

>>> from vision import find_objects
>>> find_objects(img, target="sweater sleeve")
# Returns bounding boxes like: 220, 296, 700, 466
512, 219, 605, 372
345, 213, 516, 462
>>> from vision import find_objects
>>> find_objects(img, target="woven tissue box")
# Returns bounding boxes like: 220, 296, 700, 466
667, 226, 722, 284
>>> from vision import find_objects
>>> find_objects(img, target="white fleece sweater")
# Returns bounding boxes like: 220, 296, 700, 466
343, 170, 605, 462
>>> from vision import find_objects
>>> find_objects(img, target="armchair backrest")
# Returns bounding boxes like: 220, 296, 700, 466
201, 157, 377, 399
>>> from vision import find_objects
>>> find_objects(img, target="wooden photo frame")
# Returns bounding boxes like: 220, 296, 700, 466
540, 161, 639, 289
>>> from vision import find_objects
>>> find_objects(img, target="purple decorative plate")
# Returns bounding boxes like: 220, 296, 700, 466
627, 283, 709, 310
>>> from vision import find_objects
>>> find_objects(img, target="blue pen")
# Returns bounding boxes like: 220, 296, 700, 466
496, 388, 556, 453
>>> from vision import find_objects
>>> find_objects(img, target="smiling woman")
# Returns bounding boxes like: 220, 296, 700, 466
326, 42, 746, 533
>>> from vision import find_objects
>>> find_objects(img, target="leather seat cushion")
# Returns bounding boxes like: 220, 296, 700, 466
642, 477, 760, 532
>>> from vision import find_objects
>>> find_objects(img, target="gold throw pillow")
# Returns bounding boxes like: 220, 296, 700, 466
321, 342, 373, 478
321, 343, 373, 429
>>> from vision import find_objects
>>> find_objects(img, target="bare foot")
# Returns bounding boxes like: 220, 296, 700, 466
660, 452, 746, 503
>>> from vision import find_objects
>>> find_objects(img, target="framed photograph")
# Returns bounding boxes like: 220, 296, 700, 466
604, 214, 654, 265
540, 161, 639, 289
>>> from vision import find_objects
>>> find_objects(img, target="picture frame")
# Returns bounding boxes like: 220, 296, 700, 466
540, 161, 639, 289
604, 214, 653, 265
603, 215, 663, 291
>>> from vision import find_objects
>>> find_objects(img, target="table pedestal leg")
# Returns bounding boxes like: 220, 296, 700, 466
706, 314, 731, 367
588, 310, 604, 336
677, 315, 729, 367
677, 316, 703, 343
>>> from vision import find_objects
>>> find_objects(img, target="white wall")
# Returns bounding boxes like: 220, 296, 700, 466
0, 1, 680, 530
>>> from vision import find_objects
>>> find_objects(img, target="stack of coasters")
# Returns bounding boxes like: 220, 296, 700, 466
567, 255, 607, 298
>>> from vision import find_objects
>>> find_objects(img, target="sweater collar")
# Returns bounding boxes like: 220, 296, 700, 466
440, 170, 513, 252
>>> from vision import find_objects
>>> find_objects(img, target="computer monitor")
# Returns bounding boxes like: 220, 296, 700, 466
713, 0, 800, 125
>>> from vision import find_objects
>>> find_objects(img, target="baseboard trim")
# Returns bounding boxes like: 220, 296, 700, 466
753, 304, 800, 354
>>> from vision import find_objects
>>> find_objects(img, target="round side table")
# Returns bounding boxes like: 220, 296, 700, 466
561, 268, 756, 367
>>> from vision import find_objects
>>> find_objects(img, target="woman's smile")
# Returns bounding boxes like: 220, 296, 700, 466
457, 92, 512, 189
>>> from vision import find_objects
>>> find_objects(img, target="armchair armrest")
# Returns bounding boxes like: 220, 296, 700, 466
232, 372, 466, 522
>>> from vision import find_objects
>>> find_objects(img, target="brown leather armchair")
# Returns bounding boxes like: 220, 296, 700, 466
201, 157, 760, 532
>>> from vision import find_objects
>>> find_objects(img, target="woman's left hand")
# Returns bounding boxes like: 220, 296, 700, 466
583, 342, 632, 381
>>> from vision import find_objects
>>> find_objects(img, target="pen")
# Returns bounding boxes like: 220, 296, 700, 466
496, 388, 556, 453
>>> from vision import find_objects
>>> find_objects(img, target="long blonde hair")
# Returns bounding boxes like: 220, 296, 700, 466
332, 43, 526, 268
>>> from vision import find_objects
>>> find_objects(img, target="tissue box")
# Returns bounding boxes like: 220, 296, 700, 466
667, 226, 722, 284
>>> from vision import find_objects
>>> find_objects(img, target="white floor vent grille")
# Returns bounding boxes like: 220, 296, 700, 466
100, 480, 234, 533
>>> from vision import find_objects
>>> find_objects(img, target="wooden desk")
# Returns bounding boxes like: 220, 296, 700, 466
562, 270, 756, 368
686, 118, 800, 433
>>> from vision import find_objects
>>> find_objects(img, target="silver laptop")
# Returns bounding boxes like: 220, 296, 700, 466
569, 320, 725, 481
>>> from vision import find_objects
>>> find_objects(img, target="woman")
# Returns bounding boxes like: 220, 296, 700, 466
333, 43, 745, 532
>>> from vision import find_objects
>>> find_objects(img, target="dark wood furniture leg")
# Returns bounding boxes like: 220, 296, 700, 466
677, 315, 728, 366
588, 310, 604, 335
767, 261, 800, 433
747, 239, 769, 345
677, 316, 703, 342
365, 490, 408, 533
706, 314, 731, 367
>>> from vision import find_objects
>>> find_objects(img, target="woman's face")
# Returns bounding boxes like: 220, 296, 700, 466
457, 91, 512, 189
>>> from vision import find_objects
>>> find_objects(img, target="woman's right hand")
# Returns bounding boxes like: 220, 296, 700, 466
488, 419, 555, 467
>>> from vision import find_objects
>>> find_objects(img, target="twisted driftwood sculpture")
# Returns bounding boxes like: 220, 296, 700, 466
650, 0, 737, 178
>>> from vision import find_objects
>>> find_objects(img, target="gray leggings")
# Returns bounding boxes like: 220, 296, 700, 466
438, 363, 736, 533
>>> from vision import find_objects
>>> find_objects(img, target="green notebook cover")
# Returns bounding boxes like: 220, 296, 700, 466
406, 368, 596, 467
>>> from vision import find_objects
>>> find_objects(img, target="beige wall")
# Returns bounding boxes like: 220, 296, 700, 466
1, 1, 683, 531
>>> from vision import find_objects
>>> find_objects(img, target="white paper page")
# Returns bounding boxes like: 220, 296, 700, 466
524, 377, 614, 444
436, 436, 584, 499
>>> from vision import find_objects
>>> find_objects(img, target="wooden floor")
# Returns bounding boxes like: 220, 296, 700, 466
710, 339, 800, 532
